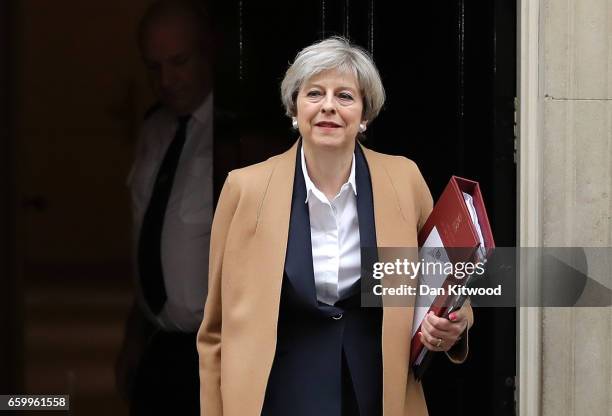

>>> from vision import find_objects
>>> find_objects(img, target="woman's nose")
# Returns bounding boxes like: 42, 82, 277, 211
320, 93, 336, 114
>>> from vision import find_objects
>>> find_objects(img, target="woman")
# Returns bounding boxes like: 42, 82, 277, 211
197, 37, 473, 416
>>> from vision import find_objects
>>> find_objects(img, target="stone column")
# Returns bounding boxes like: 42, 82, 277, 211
537, 0, 612, 414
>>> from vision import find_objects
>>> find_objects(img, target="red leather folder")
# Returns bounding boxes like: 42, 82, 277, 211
409, 176, 495, 377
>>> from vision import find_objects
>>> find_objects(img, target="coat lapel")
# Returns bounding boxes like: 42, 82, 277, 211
283, 143, 318, 309
361, 145, 418, 416
355, 144, 377, 250
247, 141, 298, 414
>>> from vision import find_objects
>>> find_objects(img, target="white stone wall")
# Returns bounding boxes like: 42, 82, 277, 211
540, 0, 612, 414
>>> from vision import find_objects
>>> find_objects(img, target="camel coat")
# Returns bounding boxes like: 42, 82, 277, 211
197, 141, 471, 416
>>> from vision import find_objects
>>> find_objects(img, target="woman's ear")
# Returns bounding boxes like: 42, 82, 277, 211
359, 121, 368, 133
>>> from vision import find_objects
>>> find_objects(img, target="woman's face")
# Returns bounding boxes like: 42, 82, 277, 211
296, 69, 364, 152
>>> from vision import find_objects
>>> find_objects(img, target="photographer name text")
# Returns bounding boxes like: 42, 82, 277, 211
372, 284, 503, 296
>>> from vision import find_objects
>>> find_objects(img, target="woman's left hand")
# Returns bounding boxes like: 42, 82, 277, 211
418, 307, 469, 353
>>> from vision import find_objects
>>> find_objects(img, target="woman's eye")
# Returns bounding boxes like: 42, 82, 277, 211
306, 90, 322, 97
338, 92, 354, 101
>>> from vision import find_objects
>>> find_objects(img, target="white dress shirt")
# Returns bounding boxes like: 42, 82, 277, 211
128, 94, 213, 332
301, 148, 361, 306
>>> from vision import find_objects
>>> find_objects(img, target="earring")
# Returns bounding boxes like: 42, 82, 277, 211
292, 117, 298, 129
359, 123, 367, 133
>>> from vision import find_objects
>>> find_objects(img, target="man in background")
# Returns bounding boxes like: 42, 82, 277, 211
116, 1, 219, 414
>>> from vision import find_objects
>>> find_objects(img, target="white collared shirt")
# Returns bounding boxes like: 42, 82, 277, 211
128, 94, 213, 332
301, 147, 361, 306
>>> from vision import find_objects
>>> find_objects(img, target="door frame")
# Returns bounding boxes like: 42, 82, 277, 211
518, 0, 543, 414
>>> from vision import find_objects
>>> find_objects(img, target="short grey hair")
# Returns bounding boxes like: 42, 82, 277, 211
280, 37, 386, 122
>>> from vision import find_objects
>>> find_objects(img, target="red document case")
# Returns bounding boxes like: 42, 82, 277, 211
409, 176, 495, 378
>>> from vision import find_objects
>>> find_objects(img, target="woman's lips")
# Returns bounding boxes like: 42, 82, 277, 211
315, 122, 341, 128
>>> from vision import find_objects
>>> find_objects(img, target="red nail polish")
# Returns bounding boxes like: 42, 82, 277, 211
449, 313, 457, 321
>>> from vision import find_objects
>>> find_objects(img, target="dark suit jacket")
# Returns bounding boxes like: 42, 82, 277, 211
261, 142, 381, 416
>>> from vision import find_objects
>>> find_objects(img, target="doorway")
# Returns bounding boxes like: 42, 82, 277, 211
9, 1, 152, 414
215, 1, 517, 414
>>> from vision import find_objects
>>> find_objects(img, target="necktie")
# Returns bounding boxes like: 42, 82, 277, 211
138, 115, 191, 314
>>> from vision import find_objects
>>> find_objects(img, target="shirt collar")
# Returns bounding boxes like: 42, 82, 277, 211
300, 146, 357, 204
191, 93, 213, 125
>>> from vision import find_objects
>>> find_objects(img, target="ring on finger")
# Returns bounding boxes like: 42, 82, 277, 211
436, 338, 443, 348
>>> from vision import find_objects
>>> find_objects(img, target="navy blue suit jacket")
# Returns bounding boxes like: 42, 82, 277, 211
261, 143, 383, 416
